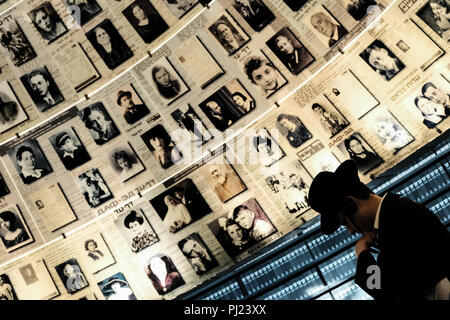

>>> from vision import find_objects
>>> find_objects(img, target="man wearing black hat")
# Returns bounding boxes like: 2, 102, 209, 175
308, 160, 449, 300
54, 131, 90, 170
117, 90, 150, 125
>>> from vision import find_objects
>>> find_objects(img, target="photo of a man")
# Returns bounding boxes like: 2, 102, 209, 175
178, 233, 218, 275
114, 85, 150, 125
232, 0, 275, 32
309, 8, 348, 48
208, 13, 249, 55
205, 164, 247, 203
79, 102, 120, 145
360, 40, 405, 81
49, 128, 91, 171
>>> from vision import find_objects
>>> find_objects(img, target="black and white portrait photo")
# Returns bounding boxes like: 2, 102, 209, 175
64, 0, 102, 26
199, 163, 247, 203
282, 0, 308, 11
150, 178, 212, 233
208, 12, 250, 55
171, 105, 213, 147
98, 272, 136, 300
396, 40, 410, 53
145, 254, 185, 295
359, 40, 405, 81
148, 57, 189, 105
0, 274, 17, 300
364, 108, 414, 154
164, 0, 198, 19
49, 127, 91, 171
19, 263, 39, 286
28, 2, 67, 43
0, 206, 33, 252
81, 233, 116, 274
55, 259, 88, 294
0, 172, 9, 198
8, 139, 52, 185
340, 0, 378, 21
86, 19, 134, 70
115, 209, 158, 253
112, 83, 150, 125
243, 53, 287, 98
141, 124, 183, 170
178, 233, 218, 275
276, 113, 312, 148
337, 132, 383, 174
232, 0, 275, 32
307, 6, 348, 48
0, 81, 28, 134
266, 27, 315, 75
79, 102, 120, 145
108, 142, 145, 182
414, 81, 450, 129
77, 168, 113, 208
123, 0, 169, 44
416, 0, 450, 43
309, 101, 349, 138
20, 67, 64, 112
199, 79, 255, 132
252, 128, 285, 167
0, 19, 36, 66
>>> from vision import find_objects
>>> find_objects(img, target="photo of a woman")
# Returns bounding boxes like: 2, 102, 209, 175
163, 194, 192, 233
414, 95, 449, 128
55, 259, 88, 294
232, 92, 255, 114
28, 2, 67, 43
84, 239, 103, 261
145, 254, 185, 295
10, 141, 52, 185
276, 114, 312, 148
0, 209, 32, 251
340, 134, 383, 174
119, 209, 158, 253
109, 144, 145, 182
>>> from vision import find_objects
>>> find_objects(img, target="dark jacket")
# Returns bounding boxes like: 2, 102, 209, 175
355, 193, 450, 300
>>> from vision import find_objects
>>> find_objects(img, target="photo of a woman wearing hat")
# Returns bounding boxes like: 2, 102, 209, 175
98, 272, 136, 300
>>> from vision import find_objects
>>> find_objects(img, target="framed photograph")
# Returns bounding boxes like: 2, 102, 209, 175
108, 142, 145, 182
411, 76, 450, 129
242, 51, 287, 98
173, 36, 225, 89
20, 66, 64, 112
63, 0, 102, 26
305, 5, 348, 48
0, 205, 33, 253
264, 159, 311, 215
337, 132, 383, 174
231, 0, 275, 32
147, 56, 189, 105
275, 113, 312, 148
207, 11, 250, 56
171, 104, 213, 147
98, 272, 136, 300
49, 127, 91, 170
76, 168, 113, 208
7, 139, 52, 185
111, 83, 150, 125
55, 258, 88, 294
86, 19, 133, 70
80, 233, 116, 274
0, 273, 18, 300
178, 233, 219, 275
122, 0, 169, 44
363, 108, 414, 154
198, 162, 247, 203
251, 128, 285, 167
114, 208, 158, 253
304, 97, 349, 139
79, 102, 120, 145
340, 0, 378, 21
282, 0, 308, 12
0, 81, 28, 134
141, 124, 183, 170
266, 27, 315, 75
327, 69, 379, 119
199, 78, 255, 132
416, 0, 450, 42
0, 19, 36, 66
28, 2, 68, 43
14, 259, 59, 300
297, 140, 341, 177
359, 39, 405, 81
163, 0, 198, 19
144, 254, 185, 295
0, 172, 9, 197
208, 198, 276, 258
150, 178, 212, 233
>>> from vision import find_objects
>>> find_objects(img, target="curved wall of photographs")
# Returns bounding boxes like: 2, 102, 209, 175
0, 0, 448, 300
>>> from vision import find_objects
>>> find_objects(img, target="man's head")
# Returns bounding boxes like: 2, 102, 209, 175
28, 70, 50, 97
308, 160, 376, 235
206, 101, 222, 115
312, 103, 325, 116
117, 90, 133, 107
275, 35, 294, 55
180, 237, 207, 259
232, 205, 255, 230
422, 82, 447, 104
215, 21, 235, 44
56, 132, 76, 153
82, 106, 107, 133
209, 165, 227, 185
363, 46, 397, 72
244, 56, 279, 91
16, 146, 36, 171
310, 12, 335, 37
